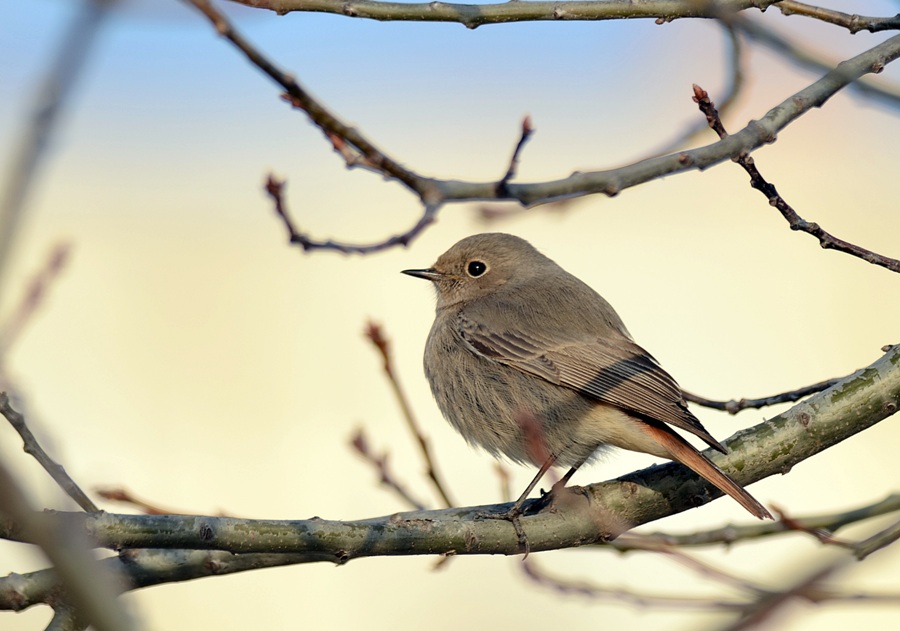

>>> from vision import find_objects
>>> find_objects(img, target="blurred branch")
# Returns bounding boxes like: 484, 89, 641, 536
0, 392, 98, 512
521, 555, 749, 609
0, 243, 70, 359
775, 1, 900, 33
733, 15, 900, 109
683, 376, 842, 414
1, 345, 897, 559
95, 487, 191, 516
0, 0, 111, 300
693, 84, 900, 274
643, 21, 746, 157
364, 322, 455, 507
630, 493, 900, 547
0, 461, 132, 630
350, 428, 429, 510
227, 0, 780, 27
192, 0, 900, 253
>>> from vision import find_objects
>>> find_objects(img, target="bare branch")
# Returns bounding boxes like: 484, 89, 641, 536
683, 377, 842, 414
775, 1, 900, 34
521, 555, 748, 609
189, 0, 900, 253
0, 392, 98, 512
496, 116, 534, 196
693, 84, 900, 274
227, 0, 781, 28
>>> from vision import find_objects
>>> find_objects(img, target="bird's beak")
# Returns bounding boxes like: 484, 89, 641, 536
402, 268, 442, 282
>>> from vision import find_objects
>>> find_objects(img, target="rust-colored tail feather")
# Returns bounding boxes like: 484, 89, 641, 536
641, 422, 772, 520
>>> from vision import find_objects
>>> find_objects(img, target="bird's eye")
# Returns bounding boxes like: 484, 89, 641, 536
467, 260, 487, 277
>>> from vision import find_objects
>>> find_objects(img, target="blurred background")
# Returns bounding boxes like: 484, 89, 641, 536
1, 0, 899, 629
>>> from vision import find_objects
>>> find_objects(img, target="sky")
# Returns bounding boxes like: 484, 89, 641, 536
2, 1, 900, 629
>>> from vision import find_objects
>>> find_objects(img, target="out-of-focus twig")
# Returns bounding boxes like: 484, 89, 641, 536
350, 429, 428, 511
0, 392, 98, 512
364, 321, 455, 508
734, 15, 900, 109
853, 517, 900, 561
0, 243, 70, 358
628, 493, 900, 548
521, 555, 748, 609
644, 21, 747, 157
0, 460, 132, 630
95, 487, 188, 516
0, 0, 112, 299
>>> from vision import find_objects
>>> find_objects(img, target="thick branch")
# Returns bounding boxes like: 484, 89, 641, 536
1, 346, 897, 561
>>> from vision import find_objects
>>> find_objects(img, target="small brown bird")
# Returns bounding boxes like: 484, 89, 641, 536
404, 233, 771, 520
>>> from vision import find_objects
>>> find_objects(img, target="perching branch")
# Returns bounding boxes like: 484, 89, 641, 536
1, 345, 897, 560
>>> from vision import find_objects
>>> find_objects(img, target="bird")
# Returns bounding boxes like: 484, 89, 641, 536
403, 232, 771, 521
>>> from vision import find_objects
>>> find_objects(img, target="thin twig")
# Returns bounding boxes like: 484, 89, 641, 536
0, 392, 98, 512
496, 116, 534, 196
187, 0, 453, 255
693, 84, 900, 274
724, 559, 847, 630
264, 173, 440, 255
364, 321, 455, 507
775, 1, 900, 34
683, 377, 842, 414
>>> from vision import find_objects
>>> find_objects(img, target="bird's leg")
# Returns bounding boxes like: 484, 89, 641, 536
479, 453, 557, 555
533, 456, 588, 510
511, 453, 558, 514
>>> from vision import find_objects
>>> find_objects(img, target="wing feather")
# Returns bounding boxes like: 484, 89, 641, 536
458, 313, 725, 452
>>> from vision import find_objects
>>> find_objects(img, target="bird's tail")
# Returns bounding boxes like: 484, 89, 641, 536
640, 422, 772, 520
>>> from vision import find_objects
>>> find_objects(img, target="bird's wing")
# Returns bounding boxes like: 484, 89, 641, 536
458, 313, 725, 452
